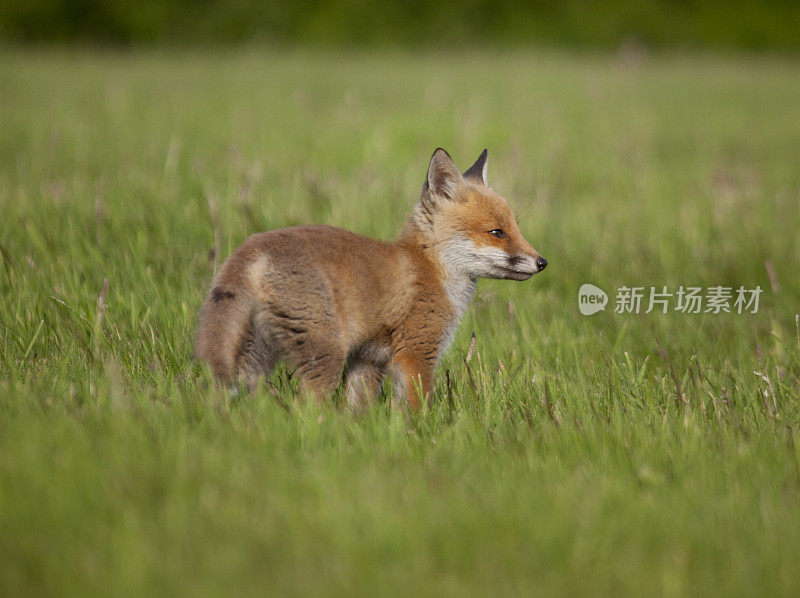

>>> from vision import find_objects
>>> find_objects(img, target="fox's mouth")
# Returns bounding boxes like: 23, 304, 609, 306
495, 266, 536, 281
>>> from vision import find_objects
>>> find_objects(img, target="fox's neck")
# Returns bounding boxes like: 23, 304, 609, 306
398, 217, 477, 327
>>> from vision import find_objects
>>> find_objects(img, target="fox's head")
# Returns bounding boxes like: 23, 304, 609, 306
412, 148, 547, 282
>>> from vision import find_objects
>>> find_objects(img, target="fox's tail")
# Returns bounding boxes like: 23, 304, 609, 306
195, 282, 253, 383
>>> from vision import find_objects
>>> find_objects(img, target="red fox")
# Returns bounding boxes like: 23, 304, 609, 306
195, 148, 547, 409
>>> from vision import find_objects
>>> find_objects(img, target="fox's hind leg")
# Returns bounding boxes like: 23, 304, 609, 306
236, 314, 278, 393
264, 294, 347, 403
296, 349, 346, 403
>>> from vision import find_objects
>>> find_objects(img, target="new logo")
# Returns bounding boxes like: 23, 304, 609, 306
578, 284, 608, 315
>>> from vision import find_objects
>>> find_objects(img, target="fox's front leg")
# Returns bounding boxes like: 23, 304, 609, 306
344, 361, 386, 410
392, 351, 434, 410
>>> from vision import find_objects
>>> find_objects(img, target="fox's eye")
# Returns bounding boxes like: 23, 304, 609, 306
488, 229, 506, 239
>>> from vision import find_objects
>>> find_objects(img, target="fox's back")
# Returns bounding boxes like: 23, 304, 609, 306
212, 225, 429, 342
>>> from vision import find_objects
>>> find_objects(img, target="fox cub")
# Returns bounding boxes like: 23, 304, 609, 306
196, 148, 547, 408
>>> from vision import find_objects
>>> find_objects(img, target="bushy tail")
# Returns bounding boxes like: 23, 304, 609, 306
195, 283, 253, 383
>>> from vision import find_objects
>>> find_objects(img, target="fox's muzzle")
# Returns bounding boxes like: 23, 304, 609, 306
499, 253, 547, 280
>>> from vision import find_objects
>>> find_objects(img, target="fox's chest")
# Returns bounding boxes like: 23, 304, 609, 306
438, 277, 476, 360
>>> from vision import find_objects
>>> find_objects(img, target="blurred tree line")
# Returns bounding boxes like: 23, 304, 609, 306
1, 0, 799, 49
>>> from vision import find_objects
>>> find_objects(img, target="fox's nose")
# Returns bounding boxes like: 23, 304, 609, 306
535, 257, 548, 271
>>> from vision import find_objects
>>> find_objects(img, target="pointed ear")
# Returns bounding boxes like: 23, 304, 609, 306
426, 148, 463, 201
463, 149, 488, 185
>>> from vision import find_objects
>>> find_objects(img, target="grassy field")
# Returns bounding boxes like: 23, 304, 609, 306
1, 48, 800, 596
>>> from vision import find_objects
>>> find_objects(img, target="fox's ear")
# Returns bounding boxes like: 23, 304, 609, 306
426, 148, 463, 201
463, 149, 488, 185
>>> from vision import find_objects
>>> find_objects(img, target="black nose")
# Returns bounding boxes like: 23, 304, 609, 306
536, 257, 548, 271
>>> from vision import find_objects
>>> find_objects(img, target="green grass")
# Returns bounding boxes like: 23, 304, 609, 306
1, 48, 800, 597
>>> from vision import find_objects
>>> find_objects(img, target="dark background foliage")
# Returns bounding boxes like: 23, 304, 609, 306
2, 0, 799, 49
